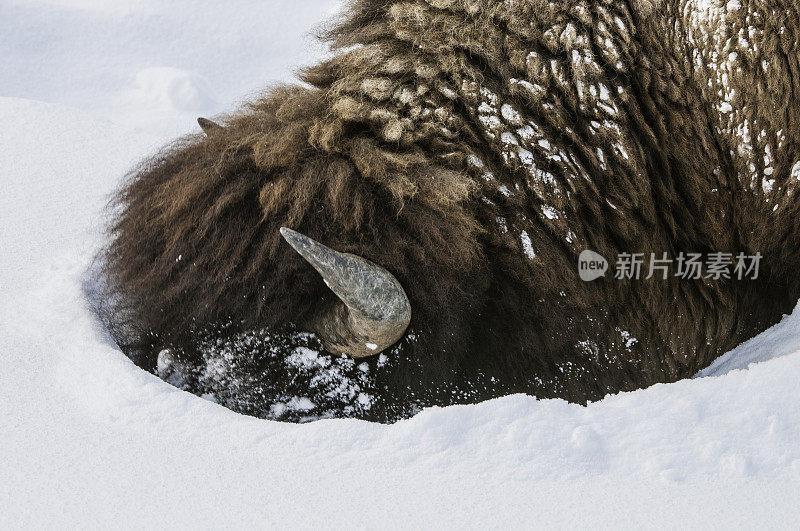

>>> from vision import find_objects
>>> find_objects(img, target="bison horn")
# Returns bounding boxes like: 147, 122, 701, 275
197, 117, 222, 134
280, 227, 411, 358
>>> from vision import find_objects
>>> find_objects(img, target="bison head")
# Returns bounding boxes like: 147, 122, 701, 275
99, 0, 800, 422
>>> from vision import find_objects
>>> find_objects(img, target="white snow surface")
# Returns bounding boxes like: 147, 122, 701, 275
1, 1, 799, 528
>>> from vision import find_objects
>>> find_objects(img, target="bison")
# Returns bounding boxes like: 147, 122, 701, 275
100, 0, 800, 422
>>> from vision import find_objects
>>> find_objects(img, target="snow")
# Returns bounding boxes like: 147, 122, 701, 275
1, 0, 800, 527
0, 0, 341, 136
698, 300, 800, 378
520, 230, 536, 259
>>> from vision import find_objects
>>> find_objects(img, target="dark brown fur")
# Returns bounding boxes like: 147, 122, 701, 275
101, 0, 800, 421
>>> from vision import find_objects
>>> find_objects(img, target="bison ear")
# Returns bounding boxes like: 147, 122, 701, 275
197, 117, 222, 134
280, 227, 411, 359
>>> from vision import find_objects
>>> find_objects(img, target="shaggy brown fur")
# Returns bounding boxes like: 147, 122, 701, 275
101, 0, 800, 421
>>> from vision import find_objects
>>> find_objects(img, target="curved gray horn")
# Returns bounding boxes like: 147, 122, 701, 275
280, 227, 411, 358
197, 117, 222, 134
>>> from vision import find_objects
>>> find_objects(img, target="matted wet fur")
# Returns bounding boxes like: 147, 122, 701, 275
101, 0, 800, 422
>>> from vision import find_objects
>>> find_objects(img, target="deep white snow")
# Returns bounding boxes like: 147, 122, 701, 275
1, 1, 799, 528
